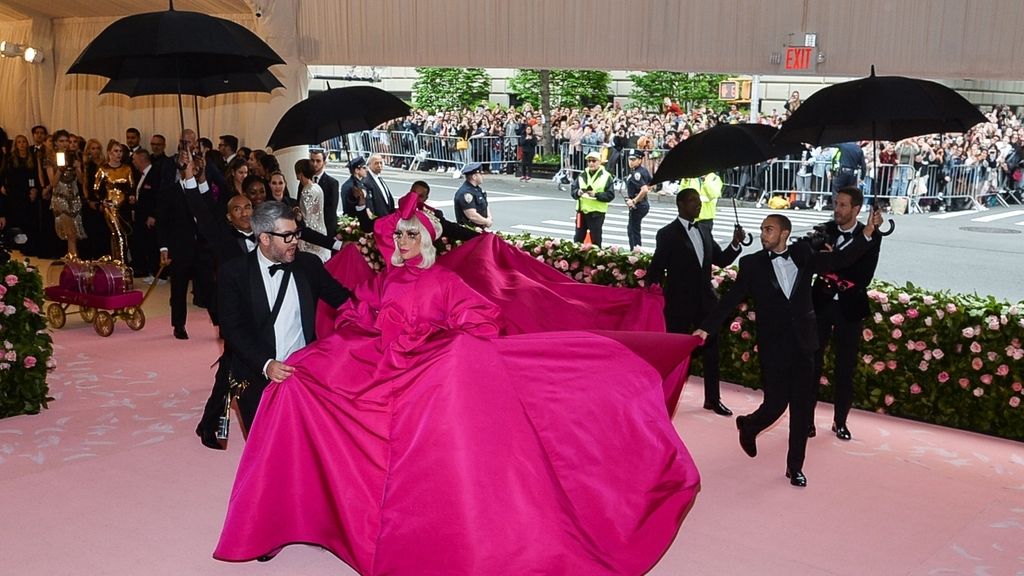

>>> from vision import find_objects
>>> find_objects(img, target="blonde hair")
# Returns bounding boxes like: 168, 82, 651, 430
390, 217, 440, 269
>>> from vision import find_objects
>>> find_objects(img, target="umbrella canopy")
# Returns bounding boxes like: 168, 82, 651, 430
266, 86, 412, 150
100, 68, 283, 98
67, 5, 283, 81
650, 123, 803, 185
776, 66, 988, 146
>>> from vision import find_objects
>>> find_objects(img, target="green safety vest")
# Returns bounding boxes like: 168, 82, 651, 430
577, 168, 612, 214
698, 173, 722, 221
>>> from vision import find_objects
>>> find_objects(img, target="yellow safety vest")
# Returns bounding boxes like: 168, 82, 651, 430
698, 173, 722, 221
577, 168, 612, 214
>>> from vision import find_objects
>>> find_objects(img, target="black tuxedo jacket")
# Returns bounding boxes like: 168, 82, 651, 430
701, 235, 875, 358
134, 166, 162, 226
647, 219, 741, 324
315, 172, 340, 232
362, 172, 396, 217
811, 220, 882, 321
218, 250, 350, 389
157, 182, 200, 266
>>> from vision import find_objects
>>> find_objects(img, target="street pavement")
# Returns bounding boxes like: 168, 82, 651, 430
328, 165, 1024, 302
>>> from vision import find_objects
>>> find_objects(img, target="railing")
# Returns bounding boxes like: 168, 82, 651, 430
314, 130, 1022, 211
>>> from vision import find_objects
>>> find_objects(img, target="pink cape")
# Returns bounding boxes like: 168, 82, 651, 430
217, 234, 702, 575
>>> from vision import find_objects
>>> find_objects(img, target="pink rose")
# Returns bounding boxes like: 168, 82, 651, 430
918, 360, 929, 371
739, 303, 748, 312
906, 308, 919, 319
741, 331, 750, 340
1011, 397, 1021, 408
556, 259, 569, 271
22, 298, 40, 314
3, 350, 15, 362
987, 351, 998, 362
898, 293, 911, 304
0, 284, 6, 297
938, 371, 950, 383
887, 360, 898, 370
970, 342, 982, 354
962, 327, 975, 338
741, 351, 750, 362
905, 340, 917, 351
923, 350, 933, 361
980, 374, 993, 385
863, 354, 873, 364
1013, 382, 1023, 393
23, 356, 36, 368
973, 387, 984, 397
914, 341, 927, 352
819, 376, 829, 386
633, 269, 646, 279
997, 364, 1010, 377
946, 303, 957, 313
862, 328, 874, 341
887, 343, 898, 352
747, 311, 756, 321
872, 361, 885, 374
884, 394, 895, 406
4, 274, 17, 286
890, 313, 905, 326
891, 328, 903, 339
932, 349, 944, 360
878, 293, 889, 304
910, 383, 922, 395
959, 378, 970, 389
923, 295, 936, 305
972, 357, 983, 370
729, 321, 742, 333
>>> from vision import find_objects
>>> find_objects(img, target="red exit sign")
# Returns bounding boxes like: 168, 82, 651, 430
785, 46, 813, 70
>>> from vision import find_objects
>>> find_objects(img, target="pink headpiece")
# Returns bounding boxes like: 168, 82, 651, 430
397, 192, 439, 241
372, 192, 441, 267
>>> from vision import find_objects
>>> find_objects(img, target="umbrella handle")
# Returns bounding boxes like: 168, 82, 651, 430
735, 224, 754, 246
879, 219, 895, 236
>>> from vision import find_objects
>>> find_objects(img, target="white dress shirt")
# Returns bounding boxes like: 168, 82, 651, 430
678, 217, 705, 267
256, 249, 304, 375
770, 251, 798, 299
369, 170, 393, 207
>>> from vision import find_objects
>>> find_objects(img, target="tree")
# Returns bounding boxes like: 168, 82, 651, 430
412, 67, 492, 112
627, 71, 729, 112
507, 69, 611, 109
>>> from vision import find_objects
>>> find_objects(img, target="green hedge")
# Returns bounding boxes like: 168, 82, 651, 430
339, 223, 1024, 442
0, 259, 54, 418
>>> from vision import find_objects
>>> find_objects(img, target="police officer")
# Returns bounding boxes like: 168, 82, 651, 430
573, 151, 614, 246
454, 162, 492, 228
624, 150, 651, 250
341, 156, 372, 231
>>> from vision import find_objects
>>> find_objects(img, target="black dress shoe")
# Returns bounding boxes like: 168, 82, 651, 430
703, 400, 733, 417
807, 425, 817, 438
173, 327, 189, 340
832, 422, 852, 441
736, 416, 757, 458
786, 469, 807, 487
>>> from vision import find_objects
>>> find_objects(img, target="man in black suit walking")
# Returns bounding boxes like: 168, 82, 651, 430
810, 186, 883, 441
310, 149, 340, 233
217, 201, 351, 432
362, 154, 396, 218
695, 210, 881, 487
647, 188, 746, 416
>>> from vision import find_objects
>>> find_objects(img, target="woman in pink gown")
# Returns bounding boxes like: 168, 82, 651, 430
214, 194, 702, 575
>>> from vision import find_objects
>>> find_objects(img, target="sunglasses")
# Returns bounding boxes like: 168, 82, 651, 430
265, 229, 302, 243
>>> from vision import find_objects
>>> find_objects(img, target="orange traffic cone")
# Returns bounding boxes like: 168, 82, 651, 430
583, 230, 593, 245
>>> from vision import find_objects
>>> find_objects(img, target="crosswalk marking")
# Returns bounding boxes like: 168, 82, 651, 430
969, 210, 1024, 223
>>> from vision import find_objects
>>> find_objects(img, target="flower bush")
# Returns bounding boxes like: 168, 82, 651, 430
337, 223, 1024, 441
0, 259, 55, 418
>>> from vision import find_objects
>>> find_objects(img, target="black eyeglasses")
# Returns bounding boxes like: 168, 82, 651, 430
264, 229, 302, 243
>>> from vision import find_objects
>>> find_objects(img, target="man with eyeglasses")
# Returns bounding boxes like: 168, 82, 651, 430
572, 151, 614, 246
217, 200, 352, 434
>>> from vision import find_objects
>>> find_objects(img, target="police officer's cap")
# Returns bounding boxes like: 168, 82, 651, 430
461, 162, 483, 176
627, 149, 643, 160
347, 156, 367, 171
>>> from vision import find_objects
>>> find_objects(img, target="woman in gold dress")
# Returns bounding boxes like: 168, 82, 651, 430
45, 130, 87, 259
93, 141, 134, 264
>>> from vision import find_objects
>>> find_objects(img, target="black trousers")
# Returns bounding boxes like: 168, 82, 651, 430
574, 211, 605, 246
666, 312, 721, 404
168, 250, 215, 329
813, 299, 863, 427
626, 203, 649, 250
745, 346, 815, 472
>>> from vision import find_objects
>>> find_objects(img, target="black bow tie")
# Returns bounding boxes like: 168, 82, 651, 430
770, 251, 790, 260
268, 262, 291, 276
685, 221, 697, 230
232, 228, 254, 242
838, 231, 854, 242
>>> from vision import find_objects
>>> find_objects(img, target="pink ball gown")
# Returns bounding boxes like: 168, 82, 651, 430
214, 235, 702, 575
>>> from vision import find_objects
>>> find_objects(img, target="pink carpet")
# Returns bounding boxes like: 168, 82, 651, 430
2, 306, 1022, 575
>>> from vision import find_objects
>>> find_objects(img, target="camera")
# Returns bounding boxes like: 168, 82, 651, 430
796, 221, 832, 251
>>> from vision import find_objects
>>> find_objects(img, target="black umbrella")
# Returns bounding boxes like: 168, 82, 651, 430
776, 66, 988, 146
67, 0, 284, 131
100, 68, 283, 98
266, 86, 412, 151
650, 123, 803, 185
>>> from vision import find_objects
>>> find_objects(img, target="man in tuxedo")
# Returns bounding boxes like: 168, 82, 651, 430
125, 128, 142, 155
310, 149, 340, 232
648, 188, 746, 416
217, 200, 351, 432
811, 186, 883, 441
217, 134, 239, 174
696, 210, 882, 487
149, 134, 175, 186
362, 154, 396, 218
130, 149, 161, 280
